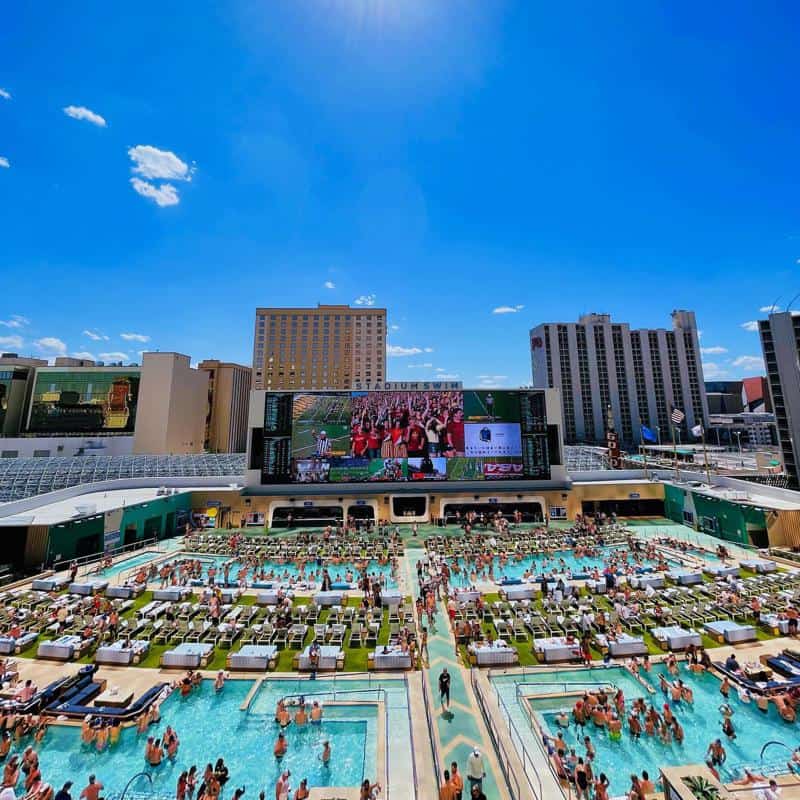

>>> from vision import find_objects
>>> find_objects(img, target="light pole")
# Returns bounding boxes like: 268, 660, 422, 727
734, 430, 744, 467
656, 426, 661, 445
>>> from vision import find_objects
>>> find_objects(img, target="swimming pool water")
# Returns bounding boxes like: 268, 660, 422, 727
449, 546, 670, 586
176, 554, 398, 588
497, 664, 800, 796
17, 680, 378, 796
94, 550, 163, 579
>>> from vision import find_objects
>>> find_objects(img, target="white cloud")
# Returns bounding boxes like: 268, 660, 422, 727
407, 362, 434, 369
83, 329, 109, 341
34, 337, 67, 355
0, 88, 10, 100
493, 304, 525, 314
130, 178, 180, 207
700, 346, 728, 355
63, 105, 106, 127
128, 146, 193, 207
120, 332, 150, 343
0, 157, 9, 169
387, 345, 423, 357
732, 355, 765, 373
0, 315, 29, 329
423, 347, 434, 353
354, 294, 376, 306
128, 145, 193, 181
759, 304, 781, 313
323, 281, 336, 289
702, 362, 729, 379
435, 373, 460, 380
390, 324, 400, 331
99, 351, 129, 362
71, 351, 96, 360
740, 321, 759, 332
0, 335, 24, 349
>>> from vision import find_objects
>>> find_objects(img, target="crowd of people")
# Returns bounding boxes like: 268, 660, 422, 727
350, 391, 465, 458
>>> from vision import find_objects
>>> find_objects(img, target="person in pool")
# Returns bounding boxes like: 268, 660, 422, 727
274, 732, 287, 758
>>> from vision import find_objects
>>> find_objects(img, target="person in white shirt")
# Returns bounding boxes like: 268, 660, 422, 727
466, 748, 485, 794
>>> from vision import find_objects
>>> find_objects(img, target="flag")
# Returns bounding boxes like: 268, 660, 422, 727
640, 425, 657, 443
691, 424, 704, 438
671, 407, 685, 425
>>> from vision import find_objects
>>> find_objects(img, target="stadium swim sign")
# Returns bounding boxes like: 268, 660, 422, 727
355, 380, 463, 390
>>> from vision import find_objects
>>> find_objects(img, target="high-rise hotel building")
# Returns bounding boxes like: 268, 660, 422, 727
759, 311, 800, 487
530, 310, 708, 445
252, 304, 387, 391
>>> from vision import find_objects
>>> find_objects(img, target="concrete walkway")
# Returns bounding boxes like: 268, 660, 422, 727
407, 547, 510, 800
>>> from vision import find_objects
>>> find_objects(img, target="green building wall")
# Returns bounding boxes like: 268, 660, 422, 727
663, 483, 768, 546
119, 493, 192, 545
47, 492, 192, 563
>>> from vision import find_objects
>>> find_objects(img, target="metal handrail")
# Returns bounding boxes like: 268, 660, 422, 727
53, 537, 161, 575
420, 668, 443, 789
514, 679, 618, 696
404, 674, 420, 800
471, 669, 526, 800
281, 687, 386, 704
492, 679, 571, 800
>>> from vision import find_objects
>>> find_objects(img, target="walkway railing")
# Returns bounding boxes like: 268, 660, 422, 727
403, 674, 420, 800
53, 537, 161, 576
489, 678, 574, 800
420, 667, 443, 789
470, 669, 527, 800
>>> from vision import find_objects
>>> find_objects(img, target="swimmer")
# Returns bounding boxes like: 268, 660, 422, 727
320, 741, 331, 765
274, 731, 287, 758
214, 672, 226, 692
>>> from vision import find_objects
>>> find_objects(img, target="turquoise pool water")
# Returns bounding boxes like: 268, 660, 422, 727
175, 553, 398, 588
449, 545, 671, 586
93, 550, 163, 579
16, 680, 381, 795
495, 665, 800, 796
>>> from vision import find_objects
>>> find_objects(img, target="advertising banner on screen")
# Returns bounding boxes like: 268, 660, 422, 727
464, 423, 522, 456
483, 462, 524, 479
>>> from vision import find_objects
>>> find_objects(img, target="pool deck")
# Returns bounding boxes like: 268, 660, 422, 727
10, 520, 800, 800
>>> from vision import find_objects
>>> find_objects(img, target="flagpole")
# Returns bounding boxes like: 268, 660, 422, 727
672, 422, 680, 482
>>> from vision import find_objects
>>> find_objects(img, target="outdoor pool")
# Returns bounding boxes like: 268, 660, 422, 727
449, 545, 674, 586
493, 664, 800, 796
16, 679, 382, 795
172, 553, 398, 588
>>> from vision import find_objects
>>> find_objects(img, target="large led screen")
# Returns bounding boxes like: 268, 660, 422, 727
27, 370, 140, 434
259, 389, 553, 483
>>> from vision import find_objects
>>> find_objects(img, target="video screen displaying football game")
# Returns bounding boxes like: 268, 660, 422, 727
259, 389, 553, 484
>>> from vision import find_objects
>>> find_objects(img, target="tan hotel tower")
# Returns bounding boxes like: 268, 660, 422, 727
252, 304, 387, 390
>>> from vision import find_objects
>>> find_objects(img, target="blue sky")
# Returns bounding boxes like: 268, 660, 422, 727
1, 1, 798, 387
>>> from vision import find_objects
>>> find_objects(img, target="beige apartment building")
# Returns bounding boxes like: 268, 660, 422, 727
133, 353, 209, 454
252, 304, 387, 390
198, 359, 252, 453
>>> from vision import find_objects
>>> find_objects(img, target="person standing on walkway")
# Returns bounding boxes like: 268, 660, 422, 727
450, 762, 464, 800
439, 770, 454, 800
439, 668, 451, 711
466, 748, 485, 794
420, 627, 429, 664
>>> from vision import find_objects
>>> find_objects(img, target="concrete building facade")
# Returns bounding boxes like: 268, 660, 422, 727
132, 353, 209, 455
198, 359, 252, 453
530, 310, 708, 446
252, 304, 387, 390
759, 311, 800, 486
